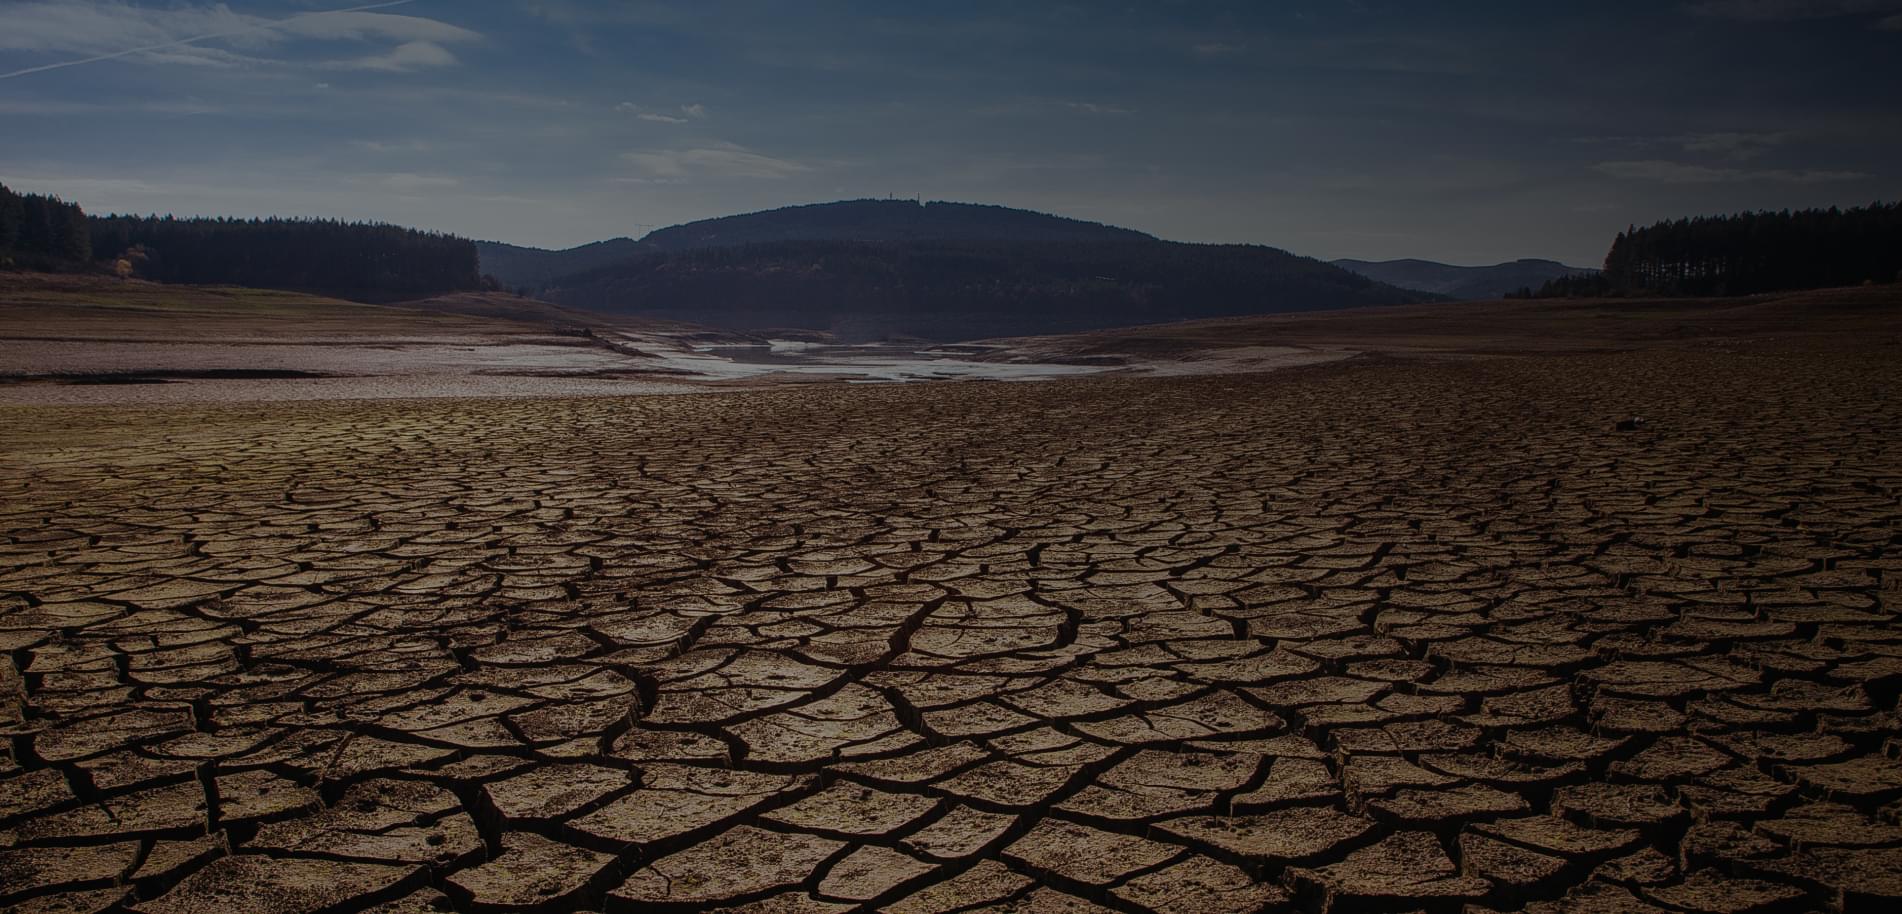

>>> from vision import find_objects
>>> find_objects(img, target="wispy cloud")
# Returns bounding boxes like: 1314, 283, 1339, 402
323, 40, 460, 71
1593, 159, 1869, 183
1192, 41, 1243, 56
1574, 131, 1793, 160
622, 143, 809, 179
1066, 101, 1133, 115
376, 172, 460, 191
263, 11, 478, 45
352, 138, 432, 153
616, 102, 709, 124
1678, 131, 1791, 159
0, 99, 106, 115
0, 0, 477, 81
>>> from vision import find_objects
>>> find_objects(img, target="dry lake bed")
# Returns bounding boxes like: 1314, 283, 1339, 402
3, 282, 1901, 913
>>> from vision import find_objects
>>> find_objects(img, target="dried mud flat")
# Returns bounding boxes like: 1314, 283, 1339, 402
3, 331, 1901, 914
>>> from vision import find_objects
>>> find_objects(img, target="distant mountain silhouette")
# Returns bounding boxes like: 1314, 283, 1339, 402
638, 199, 1156, 251
482, 200, 1433, 341
475, 237, 643, 291
1332, 257, 1596, 300
544, 237, 1436, 341
476, 201, 1151, 292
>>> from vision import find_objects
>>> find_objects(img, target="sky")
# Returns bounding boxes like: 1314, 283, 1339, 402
2, 1, 1898, 265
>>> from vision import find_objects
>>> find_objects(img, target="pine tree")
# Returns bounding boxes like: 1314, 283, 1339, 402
56, 205, 91, 262
0, 185, 23, 253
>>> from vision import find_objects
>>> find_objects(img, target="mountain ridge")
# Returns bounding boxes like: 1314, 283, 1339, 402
639, 198, 1156, 252
542, 236, 1437, 341
1331, 257, 1597, 300
474, 237, 643, 291
477, 198, 1440, 341
475, 199, 1157, 291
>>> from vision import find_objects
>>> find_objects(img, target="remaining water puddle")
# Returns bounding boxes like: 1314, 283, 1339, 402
656, 339, 1110, 382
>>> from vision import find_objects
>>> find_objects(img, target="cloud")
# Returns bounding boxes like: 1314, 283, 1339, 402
144, 98, 224, 116
0, 1, 477, 81
0, 99, 107, 115
1593, 159, 1870, 183
352, 138, 432, 153
0, 2, 246, 54
324, 40, 460, 71
378, 172, 459, 190
1686, 0, 1902, 19
1882, 11, 1902, 24
1574, 131, 1793, 161
132, 47, 261, 68
1192, 41, 1243, 56
1677, 131, 1790, 159
1066, 101, 1133, 115
622, 143, 809, 179
264, 11, 478, 46
0, 1, 262, 75
616, 102, 709, 124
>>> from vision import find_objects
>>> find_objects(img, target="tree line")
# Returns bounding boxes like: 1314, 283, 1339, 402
3, 180, 482, 299
0, 181, 92, 269
90, 215, 482, 299
1526, 201, 1901, 297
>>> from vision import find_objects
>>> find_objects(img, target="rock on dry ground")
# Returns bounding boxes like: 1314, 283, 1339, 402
1, 342, 1899, 914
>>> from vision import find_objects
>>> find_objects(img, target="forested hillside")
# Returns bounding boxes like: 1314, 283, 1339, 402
477, 200, 1160, 293
544, 238, 1435, 340
638, 199, 1155, 253
1534, 202, 1901, 297
474, 237, 643, 291
7, 181, 482, 300
1332, 258, 1594, 300
88, 216, 481, 299
1604, 202, 1900, 295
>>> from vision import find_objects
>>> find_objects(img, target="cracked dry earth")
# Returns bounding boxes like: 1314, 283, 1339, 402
2, 346, 1900, 914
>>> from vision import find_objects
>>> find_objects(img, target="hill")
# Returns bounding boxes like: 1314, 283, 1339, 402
637, 198, 1155, 253
477, 200, 1152, 293
1332, 257, 1595, 299
474, 237, 643, 291
543, 238, 1436, 341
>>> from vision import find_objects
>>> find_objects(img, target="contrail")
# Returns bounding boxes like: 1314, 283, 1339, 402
0, 0, 419, 81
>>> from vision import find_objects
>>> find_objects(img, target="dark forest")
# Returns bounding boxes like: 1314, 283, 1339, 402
1529, 202, 1901, 298
0, 181, 91, 270
89, 215, 481, 299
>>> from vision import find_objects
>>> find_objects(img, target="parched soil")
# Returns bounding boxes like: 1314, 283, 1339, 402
2, 337, 1901, 913
0, 276, 717, 405
983, 285, 1902, 360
